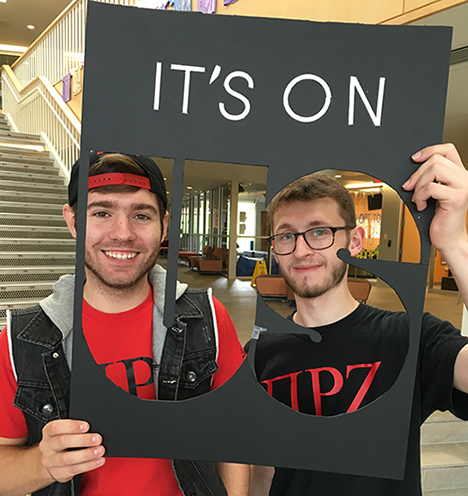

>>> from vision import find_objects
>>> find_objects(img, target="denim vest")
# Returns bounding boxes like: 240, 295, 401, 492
9, 288, 227, 496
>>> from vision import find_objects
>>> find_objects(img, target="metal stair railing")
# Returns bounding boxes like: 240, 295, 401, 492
1, 66, 81, 180
11, 0, 136, 90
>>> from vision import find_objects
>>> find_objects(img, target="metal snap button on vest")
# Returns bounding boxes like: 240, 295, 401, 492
186, 371, 197, 383
42, 404, 54, 416
52, 352, 59, 359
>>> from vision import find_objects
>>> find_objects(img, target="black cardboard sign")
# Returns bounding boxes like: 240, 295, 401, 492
70, 1, 452, 479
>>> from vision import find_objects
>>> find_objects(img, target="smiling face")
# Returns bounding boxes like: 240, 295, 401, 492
272, 197, 361, 299
64, 188, 168, 293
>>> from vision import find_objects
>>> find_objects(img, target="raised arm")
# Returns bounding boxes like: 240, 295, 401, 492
403, 143, 468, 306
0, 420, 105, 496
403, 143, 468, 393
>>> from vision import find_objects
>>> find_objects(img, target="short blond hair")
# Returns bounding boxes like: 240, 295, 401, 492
269, 173, 356, 231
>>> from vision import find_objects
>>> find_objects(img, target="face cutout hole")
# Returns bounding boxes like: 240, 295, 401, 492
76, 152, 173, 402
262, 169, 419, 318
252, 169, 417, 417
76, 154, 262, 404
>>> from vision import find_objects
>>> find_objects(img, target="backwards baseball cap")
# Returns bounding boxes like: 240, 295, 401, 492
68, 151, 168, 209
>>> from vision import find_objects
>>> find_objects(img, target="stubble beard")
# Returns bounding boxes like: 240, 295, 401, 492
280, 259, 348, 299
85, 245, 160, 291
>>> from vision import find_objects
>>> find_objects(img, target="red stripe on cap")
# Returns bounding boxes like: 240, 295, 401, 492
88, 173, 150, 190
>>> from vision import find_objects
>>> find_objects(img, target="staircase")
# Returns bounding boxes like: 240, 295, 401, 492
0, 113, 75, 329
422, 411, 468, 495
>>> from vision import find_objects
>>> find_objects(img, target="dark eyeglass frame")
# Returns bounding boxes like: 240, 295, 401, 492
267, 226, 349, 255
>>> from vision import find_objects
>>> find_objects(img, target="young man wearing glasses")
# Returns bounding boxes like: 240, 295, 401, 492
249, 144, 468, 496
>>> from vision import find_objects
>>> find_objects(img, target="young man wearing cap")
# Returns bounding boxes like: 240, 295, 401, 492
249, 144, 468, 496
0, 152, 248, 496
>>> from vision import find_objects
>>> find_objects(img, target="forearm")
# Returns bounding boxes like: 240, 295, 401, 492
215, 462, 250, 496
248, 465, 274, 496
0, 444, 54, 496
439, 238, 468, 309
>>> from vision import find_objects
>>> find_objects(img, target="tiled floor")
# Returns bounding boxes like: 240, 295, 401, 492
164, 261, 465, 345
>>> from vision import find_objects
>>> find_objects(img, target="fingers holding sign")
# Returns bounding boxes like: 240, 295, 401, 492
39, 420, 106, 484
402, 143, 468, 253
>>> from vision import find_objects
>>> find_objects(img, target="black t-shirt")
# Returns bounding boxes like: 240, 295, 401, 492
249, 304, 468, 496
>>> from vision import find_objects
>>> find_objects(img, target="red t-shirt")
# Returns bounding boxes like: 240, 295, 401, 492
0, 289, 244, 495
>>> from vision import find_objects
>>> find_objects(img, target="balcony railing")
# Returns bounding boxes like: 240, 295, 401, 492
12, 0, 137, 89
1, 0, 137, 177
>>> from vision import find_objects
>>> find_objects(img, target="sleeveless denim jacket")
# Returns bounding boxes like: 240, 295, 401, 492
9, 288, 228, 496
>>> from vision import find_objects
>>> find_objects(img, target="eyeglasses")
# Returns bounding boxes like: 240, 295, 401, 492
268, 226, 349, 255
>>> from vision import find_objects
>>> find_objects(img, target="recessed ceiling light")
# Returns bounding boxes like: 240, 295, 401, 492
0, 1, 8, 4
335, 174, 342, 178
186, 186, 193, 189
345, 181, 383, 189
27, 25, 35, 30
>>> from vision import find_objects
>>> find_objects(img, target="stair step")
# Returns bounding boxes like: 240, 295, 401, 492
0, 228, 72, 239
1, 281, 55, 291
0, 136, 44, 148
1, 263, 74, 271
0, 201, 65, 214
0, 149, 51, 163
0, 298, 49, 311
0, 190, 67, 203
0, 213, 67, 226
0, 151, 54, 166
0, 252, 76, 259
0, 254, 75, 268
0, 240, 75, 253
0, 266, 75, 275
0, 181, 67, 196
0, 238, 75, 244
0, 142, 47, 156
0, 161, 61, 175
421, 443, 468, 491
0, 225, 70, 233
0, 232, 73, 243
0, 130, 41, 141
1, 291, 54, 302
422, 412, 468, 445
424, 489, 468, 495
0, 171, 64, 184
0, 269, 74, 284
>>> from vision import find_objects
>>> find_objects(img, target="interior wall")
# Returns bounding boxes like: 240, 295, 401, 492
400, 204, 468, 283
400, 205, 420, 264
214, 0, 403, 24
214, 0, 468, 25
53, 66, 83, 121
353, 193, 382, 253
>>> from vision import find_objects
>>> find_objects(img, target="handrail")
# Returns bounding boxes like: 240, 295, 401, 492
1, 65, 81, 179
2, 65, 81, 133
11, 0, 80, 71
10, 0, 137, 88
12, 0, 138, 75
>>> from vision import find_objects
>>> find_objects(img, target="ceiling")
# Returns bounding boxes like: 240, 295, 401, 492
0, 0, 71, 66
1, 1, 467, 194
